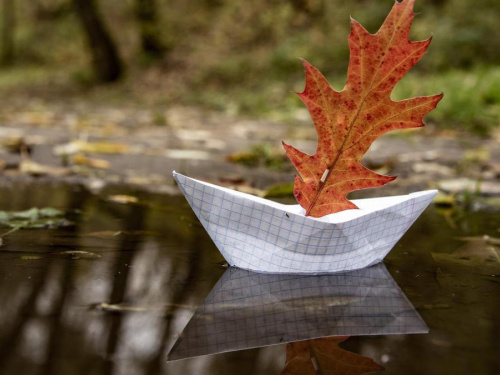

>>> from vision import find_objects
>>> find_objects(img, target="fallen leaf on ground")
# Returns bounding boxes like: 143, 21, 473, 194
19, 159, 71, 177
70, 153, 110, 169
125, 175, 163, 186
0, 136, 31, 154
283, 0, 442, 217
54, 140, 130, 155
281, 337, 384, 375
164, 149, 211, 160
217, 175, 246, 185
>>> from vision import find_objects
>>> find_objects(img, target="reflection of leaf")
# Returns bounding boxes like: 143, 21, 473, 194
283, 0, 442, 217
281, 337, 384, 375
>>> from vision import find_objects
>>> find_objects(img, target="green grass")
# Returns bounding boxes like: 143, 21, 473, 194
1, 59, 498, 137
393, 67, 500, 135
0, 66, 57, 88
184, 65, 500, 136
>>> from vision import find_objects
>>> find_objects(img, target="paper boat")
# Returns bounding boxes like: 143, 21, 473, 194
173, 171, 436, 274
167, 263, 427, 361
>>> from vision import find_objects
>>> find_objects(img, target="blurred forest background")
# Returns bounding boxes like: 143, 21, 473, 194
0, 0, 499, 135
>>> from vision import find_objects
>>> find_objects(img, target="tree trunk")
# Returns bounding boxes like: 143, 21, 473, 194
72, 0, 123, 82
134, 0, 166, 59
1, 0, 15, 66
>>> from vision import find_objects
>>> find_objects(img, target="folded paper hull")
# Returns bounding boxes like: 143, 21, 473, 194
173, 172, 436, 274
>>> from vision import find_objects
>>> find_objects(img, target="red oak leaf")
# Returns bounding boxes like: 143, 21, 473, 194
283, 0, 443, 217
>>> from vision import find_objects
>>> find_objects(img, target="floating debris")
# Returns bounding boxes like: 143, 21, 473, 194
0, 207, 71, 230
88, 230, 122, 238
20, 255, 44, 260
106, 195, 140, 205
54, 250, 101, 260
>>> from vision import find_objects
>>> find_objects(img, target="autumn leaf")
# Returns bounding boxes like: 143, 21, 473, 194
283, 0, 443, 217
280, 337, 384, 375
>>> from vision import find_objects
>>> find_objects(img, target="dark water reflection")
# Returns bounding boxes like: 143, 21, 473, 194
0, 182, 499, 374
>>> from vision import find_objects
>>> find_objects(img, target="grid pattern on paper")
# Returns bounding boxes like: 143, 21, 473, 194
168, 263, 427, 361
174, 173, 435, 273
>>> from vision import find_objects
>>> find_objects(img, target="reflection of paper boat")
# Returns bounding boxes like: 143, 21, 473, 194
167, 263, 427, 361
173, 172, 436, 274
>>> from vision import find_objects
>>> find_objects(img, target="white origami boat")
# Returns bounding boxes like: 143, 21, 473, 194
173, 171, 436, 274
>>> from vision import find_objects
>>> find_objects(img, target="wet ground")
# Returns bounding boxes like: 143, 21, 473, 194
1, 105, 500, 200
0, 181, 499, 375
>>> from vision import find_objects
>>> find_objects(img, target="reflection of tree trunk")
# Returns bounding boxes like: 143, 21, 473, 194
146, 231, 204, 374
1, 0, 15, 66
41, 188, 90, 374
72, 0, 123, 82
0, 265, 49, 371
134, 0, 166, 59
41, 261, 72, 374
103, 204, 145, 375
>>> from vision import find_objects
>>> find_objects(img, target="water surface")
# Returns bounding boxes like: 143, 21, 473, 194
0, 182, 498, 374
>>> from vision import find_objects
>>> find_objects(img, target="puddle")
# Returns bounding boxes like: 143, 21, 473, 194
0, 182, 499, 374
